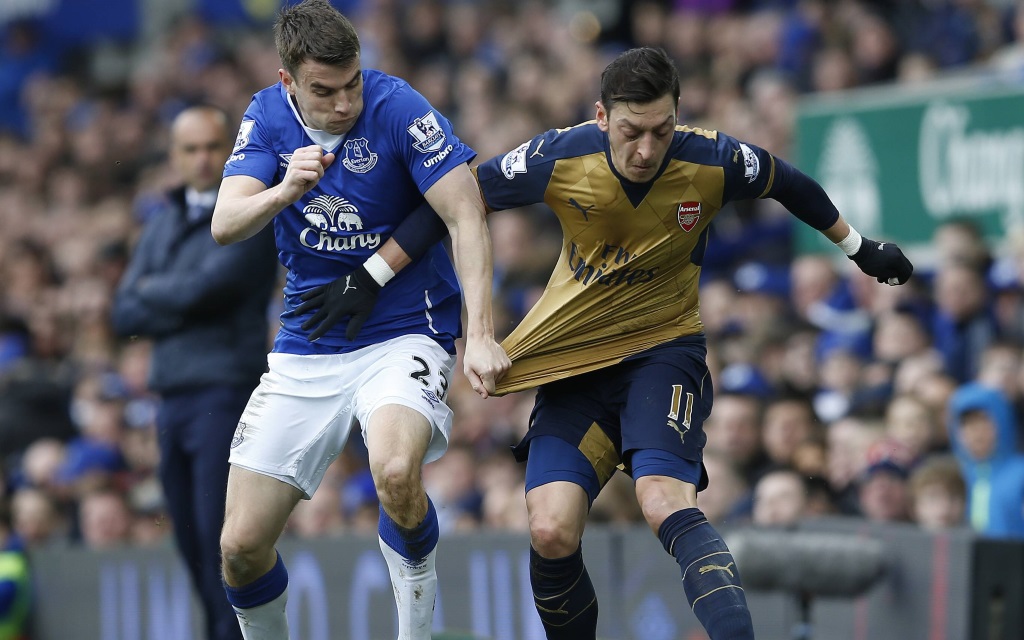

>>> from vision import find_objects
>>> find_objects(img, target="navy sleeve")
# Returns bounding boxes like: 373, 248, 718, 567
135, 226, 277, 315
763, 156, 840, 231
718, 134, 776, 202
111, 218, 184, 337
390, 199, 449, 261
475, 130, 558, 211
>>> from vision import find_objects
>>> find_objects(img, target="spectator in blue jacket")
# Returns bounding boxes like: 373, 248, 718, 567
111, 105, 277, 640
946, 382, 1024, 539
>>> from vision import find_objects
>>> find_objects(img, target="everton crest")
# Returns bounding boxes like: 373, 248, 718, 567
341, 137, 378, 173
677, 201, 702, 232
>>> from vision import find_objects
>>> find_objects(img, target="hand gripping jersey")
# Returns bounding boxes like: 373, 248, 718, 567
224, 70, 476, 355
475, 122, 777, 394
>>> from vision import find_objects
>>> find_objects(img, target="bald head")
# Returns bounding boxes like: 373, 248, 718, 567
170, 106, 232, 192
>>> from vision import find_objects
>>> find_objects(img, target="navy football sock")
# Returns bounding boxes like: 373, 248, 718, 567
658, 508, 754, 640
378, 499, 439, 560
530, 544, 598, 639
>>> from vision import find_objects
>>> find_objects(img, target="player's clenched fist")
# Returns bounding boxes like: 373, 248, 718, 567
463, 336, 511, 399
279, 144, 335, 204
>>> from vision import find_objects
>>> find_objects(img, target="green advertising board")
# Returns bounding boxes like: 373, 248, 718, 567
795, 80, 1024, 256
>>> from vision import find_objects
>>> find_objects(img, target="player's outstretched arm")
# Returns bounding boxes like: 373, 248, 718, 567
212, 145, 335, 245
424, 163, 511, 397
765, 155, 913, 285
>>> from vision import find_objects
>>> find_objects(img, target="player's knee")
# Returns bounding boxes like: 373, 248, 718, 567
371, 454, 422, 500
220, 526, 271, 578
529, 512, 581, 558
636, 476, 697, 533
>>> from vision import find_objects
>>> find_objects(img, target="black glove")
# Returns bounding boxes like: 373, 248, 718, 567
850, 237, 914, 285
295, 265, 381, 341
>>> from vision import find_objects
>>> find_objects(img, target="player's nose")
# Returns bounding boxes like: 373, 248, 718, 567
636, 133, 654, 160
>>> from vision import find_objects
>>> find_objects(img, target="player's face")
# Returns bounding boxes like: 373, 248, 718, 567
169, 111, 231, 192
596, 94, 677, 184
281, 58, 364, 135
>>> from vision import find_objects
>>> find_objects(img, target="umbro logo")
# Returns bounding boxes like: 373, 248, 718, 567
279, 153, 293, 168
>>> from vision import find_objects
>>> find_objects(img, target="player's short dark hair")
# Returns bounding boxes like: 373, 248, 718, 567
274, 0, 360, 77
600, 47, 680, 110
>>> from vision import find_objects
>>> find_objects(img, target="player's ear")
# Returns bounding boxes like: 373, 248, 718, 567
280, 68, 294, 94
595, 100, 609, 132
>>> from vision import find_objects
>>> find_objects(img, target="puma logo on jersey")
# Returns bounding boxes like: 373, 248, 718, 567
569, 198, 594, 221
530, 139, 545, 158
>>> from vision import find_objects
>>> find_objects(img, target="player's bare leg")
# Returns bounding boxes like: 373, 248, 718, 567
636, 474, 755, 640
220, 466, 303, 640
525, 480, 596, 639
367, 404, 437, 640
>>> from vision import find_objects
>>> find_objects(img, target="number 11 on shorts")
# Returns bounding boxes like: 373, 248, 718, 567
667, 384, 694, 443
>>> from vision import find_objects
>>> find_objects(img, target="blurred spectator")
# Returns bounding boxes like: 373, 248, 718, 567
933, 219, 993, 274
289, 481, 346, 539
975, 342, 1022, 405
78, 488, 133, 550
699, 450, 750, 526
0, 20, 57, 137
946, 383, 1024, 538
872, 309, 932, 365
752, 467, 808, 528
761, 396, 819, 467
932, 261, 999, 382
884, 395, 941, 462
790, 434, 828, 479
908, 455, 967, 533
9, 488, 65, 550
424, 444, 484, 531
857, 452, 912, 524
705, 393, 771, 485
591, 473, 645, 525
826, 415, 883, 514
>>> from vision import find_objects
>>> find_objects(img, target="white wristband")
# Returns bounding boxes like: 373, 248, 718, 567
835, 227, 863, 257
362, 253, 396, 287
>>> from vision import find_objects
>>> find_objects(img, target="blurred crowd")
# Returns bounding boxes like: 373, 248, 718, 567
2, 0, 1024, 557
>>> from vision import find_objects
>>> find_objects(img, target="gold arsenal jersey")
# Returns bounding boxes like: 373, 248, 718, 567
475, 121, 776, 395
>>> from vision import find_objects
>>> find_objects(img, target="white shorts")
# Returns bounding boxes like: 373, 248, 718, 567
229, 334, 455, 499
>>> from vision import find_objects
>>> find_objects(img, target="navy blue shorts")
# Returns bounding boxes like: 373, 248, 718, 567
516, 336, 712, 504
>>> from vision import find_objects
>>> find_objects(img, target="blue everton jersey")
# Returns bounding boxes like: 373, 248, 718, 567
223, 69, 475, 354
